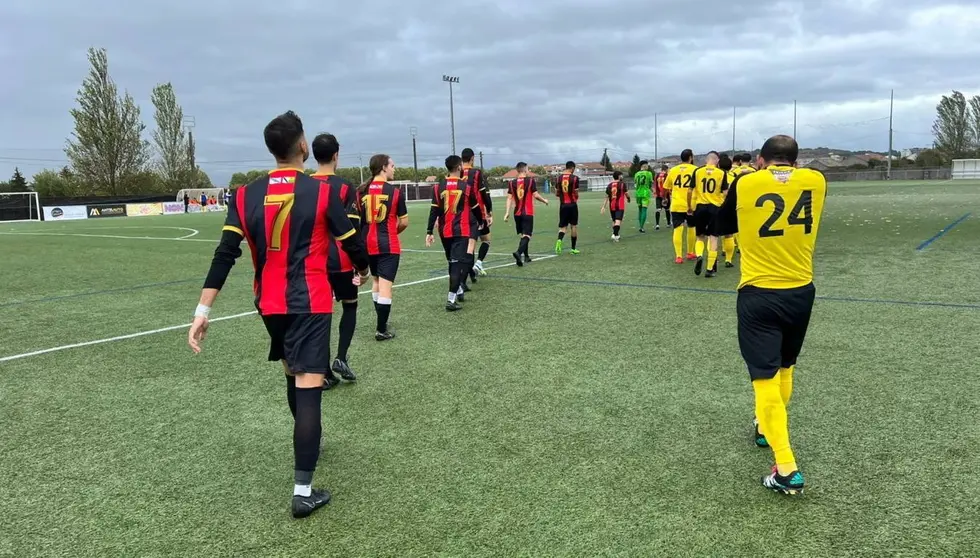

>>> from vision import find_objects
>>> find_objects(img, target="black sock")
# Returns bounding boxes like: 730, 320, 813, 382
464, 253, 475, 278
449, 261, 461, 295
571, 236, 577, 249
655, 211, 661, 225
558, 231, 565, 240
478, 242, 490, 261
613, 225, 621, 235
293, 385, 323, 479
518, 236, 530, 256
377, 298, 391, 332
337, 302, 357, 362
286, 374, 297, 419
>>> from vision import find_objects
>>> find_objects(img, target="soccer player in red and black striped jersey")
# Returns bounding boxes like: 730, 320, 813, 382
655, 164, 669, 229
187, 111, 369, 519
356, 154, 408, 341
310, 133, 360, 389
554, 161, 581, 255
461, 148, 492, 276
426, 155, 482, 311
504, 162, 549, 266
601, 171, 630, 241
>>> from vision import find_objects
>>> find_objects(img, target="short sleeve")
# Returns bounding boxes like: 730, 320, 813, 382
222, 188, 244, 236
397, 187, 408, 217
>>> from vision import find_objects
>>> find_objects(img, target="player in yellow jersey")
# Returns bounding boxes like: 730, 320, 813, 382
714, 135, 826, 495
662, 149, 698, 263
686, 151, 728, 277
724, 153, 755, 262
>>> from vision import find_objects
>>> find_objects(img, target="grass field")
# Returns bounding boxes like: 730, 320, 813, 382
2, 180, 979, 557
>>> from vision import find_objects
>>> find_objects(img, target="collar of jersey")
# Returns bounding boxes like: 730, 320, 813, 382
310, 172, 334, 177
269, 167, 304, 174
766, 164, 795, 170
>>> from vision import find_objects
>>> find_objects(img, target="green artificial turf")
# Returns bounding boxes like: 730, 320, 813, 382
1, 180, 978, 557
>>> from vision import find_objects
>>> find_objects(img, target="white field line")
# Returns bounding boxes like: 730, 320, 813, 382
0, 255, 557, 363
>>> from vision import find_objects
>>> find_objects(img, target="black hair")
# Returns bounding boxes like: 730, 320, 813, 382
516, 161, 527, 171
461, 148, 475, 162
661, 164, 668, 171
680, 149, 694, 163
718, 153, 733, 171
759, 135, 799, 164
707, 150, 719, 158
639, 160, 648, 166
263, 110, 304, 161
311, 133, 339, 165
733, 153, 743, 164
565, 161, 576, 170
740, 152, 752, 162
360, 153, 391, 192
445, 155, 463, 173
613, 171, 623, 180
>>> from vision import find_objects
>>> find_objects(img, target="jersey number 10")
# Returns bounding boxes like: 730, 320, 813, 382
756, 190, 813, 237
362, 194, 390, 224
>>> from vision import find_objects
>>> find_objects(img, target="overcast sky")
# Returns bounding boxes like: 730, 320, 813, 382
2, 0, 979, 186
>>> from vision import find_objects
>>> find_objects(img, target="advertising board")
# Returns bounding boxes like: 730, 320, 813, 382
86, 204, 127, 218
125, 203, 164, 216
42, 205, 88, 221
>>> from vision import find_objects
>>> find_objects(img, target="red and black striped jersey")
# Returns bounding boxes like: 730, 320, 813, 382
606, 180, 628, 211
311, 173, 360, 274
357, 180, 408, 255
428, 176, 480, 238
508, 177, 537, 216
655, 171, 667, 197
556, 172, 580, 204
222, 168, 359, 315
461, 165, 491, 219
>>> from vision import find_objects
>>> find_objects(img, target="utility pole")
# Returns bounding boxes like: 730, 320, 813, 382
887, 89, 894, 180
654, 113, 658, 161
732, 106, 737, 153
479, 151, 484, 169
793, 100, 798, 139
443, 75, 459, 154
182, 115, 196, 186
358, 153, 364, 184
410, 127, 419, 186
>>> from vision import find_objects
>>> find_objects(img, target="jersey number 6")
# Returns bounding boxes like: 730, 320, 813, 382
264, 193, 295, 251
756, 190, 813, 237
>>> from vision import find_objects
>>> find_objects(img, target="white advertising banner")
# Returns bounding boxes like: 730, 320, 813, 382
42, 205, 88, 221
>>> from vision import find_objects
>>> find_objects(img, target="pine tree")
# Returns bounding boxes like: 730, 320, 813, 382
628, 154, 642, 177
9, 167, 29, 191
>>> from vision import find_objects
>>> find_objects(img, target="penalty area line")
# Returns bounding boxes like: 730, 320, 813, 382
0, 255, 557, 363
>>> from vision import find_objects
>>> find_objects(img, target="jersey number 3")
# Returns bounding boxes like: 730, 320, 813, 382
264, 193, 295, 251
756, 191, 813, 237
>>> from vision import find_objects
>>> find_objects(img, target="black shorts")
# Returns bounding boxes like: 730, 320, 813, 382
610, 209, 624, 222
558, 204, 579, 228
736, 283, 816, 381
671, 211, 694, 228
441, 236, 469, 262
693, 204, 721, 236
368, 254, 400, 282
262, 313, 332, 374
328, 271, 358, 302
514, 215, 534, 236
479, 222, 491, 237
655, 197, 665, 209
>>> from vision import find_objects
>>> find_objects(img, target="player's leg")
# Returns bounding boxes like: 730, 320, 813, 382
556, 207, 569, 254
328, 272, 358, 384
670, 212, 686, 263
778, 285, 816, 410
522, 217, 534, 261
654, 197, 663, 229
638, 198, 648, 231
686, 216, 697, 260
723, 235, 736, 267
446, 238, 464, 311
569, 206, 579, 253
475, 227, 491, 275
693, 208, 709, 275
374, 256, 398, 340
368, 256, 380, 312
612, 215, 622, 240
282, 314, 334, 517
705, 236, 720, 277
512, 216, 525, 266
462, 237, 477, 293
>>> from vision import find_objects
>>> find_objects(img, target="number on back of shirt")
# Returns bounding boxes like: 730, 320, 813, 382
756, 190, 813, 237
362, 193, 389, 224
673, 174, 694, 189
440, 189, 462, 214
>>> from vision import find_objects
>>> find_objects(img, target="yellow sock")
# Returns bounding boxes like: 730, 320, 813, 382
686, 227, 696, 255
694, 239, 705, 257
752, 377, 796, 475
723, 237, 735, 262
778, 366, 794, 405
707, 250, 718, 270
672, 227, 684, 258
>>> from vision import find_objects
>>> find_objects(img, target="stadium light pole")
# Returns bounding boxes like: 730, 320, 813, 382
732, 106, 736, 153
410, 126, 419, 186
443, 75, 459, 155
793, 100, 797, 139
654, 113, 659, 161
887, 89, 894, 180
183, 115, 196, 186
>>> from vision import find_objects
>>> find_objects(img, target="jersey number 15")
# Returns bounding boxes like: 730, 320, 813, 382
755, 190, 813, 237
362, 194, 390, 224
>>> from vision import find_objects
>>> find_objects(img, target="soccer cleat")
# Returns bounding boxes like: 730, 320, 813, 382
512, 252, 523, 266
753, 418, 769, 447
457, 292, 465, 303
705, 269, 716, 278
332, 358, 356, 382
762, 468, 805, 495
469, 271, 477, 284
555, 239, 563, 254
686, 253, 697, 261
474, 260, 487, 275
655, 225, 660, 230
445, 301, 462, 312
674, 257, 684, 264
323, 372, 341, 390
639, 228, 646, 233
292, 488, 331, 519
462, 283, 471, 293
725, 261, 735, 268
694, 256, 704, 276
569, 249, 580, 255
524, 254, 532, 263
375, 330, 395, 341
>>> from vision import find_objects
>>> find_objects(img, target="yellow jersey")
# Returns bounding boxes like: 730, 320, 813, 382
690, 165, 727, 207
663, 163, 697, 213
733, 164, 755, 176
717, 165, 826, 290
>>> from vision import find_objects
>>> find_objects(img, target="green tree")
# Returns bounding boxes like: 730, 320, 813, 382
150, 82, 190, 190
7, 168, 29, 192
65, 47, 150, 195
969, 94, 980, 154
485, 165, 512, 177
628, 154, 642, 177
600, 149, 613, 172
914, 148, 945, 168
932, 91, 972, 159
31, 169, 78, 197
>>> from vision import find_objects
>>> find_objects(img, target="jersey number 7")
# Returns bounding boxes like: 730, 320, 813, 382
362, 194, 390, 223
756, 191, 813, 237
264, 193, 295, 251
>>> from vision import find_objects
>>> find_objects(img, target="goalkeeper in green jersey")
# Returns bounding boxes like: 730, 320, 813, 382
633, 161, 654, 232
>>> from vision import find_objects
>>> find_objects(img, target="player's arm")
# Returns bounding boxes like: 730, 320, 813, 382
426, 186, 440, 235
327, 195, 370, 275
600, 187, 610, 213
686, 168, 697, 213
504, 184, 514, 220
714, 175, 740, 236
624, 181, 631, 202
478, 172, 493, 216
396, 191, 409, 233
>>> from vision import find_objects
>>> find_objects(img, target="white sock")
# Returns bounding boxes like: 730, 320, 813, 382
294, 484, 312, 497
448, 292, 457, 303
378, 297, 392, 305
456, 287, 464, 295
372, 292, 379, 303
